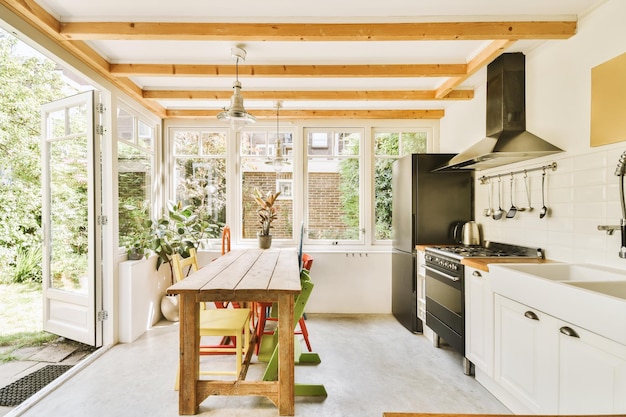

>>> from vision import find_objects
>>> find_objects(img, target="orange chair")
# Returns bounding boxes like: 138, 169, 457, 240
255, 253, 313, 354
221, 225, 231, 255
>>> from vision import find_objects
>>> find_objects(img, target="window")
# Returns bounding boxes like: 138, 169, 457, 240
171, 128, 227, 236
240, 130, 294, 240
117, 106, 155, 248
373, 130, 429, 240
305, 128, 363, 243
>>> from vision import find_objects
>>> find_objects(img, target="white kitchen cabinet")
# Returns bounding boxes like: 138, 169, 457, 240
558, 323, 626, 414
494, 294, 626, 414
465, 266, 494, 377
494, 294, 559, 413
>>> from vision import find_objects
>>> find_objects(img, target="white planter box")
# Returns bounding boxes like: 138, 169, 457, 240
118, 255, 172, 343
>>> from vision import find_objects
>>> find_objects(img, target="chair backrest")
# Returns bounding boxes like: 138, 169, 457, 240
221, 225, 231, 255
297, 221, 304, 269
172, 248, 199, 283
301, 253, 313, 272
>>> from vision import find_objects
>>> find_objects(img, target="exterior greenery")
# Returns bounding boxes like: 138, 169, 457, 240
0, 31, 70, 283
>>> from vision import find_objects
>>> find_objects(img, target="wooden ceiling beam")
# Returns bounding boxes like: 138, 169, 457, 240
60, 21, 577, 41
111, 63, 467, 78
0, 0, 166, 117
166, 109, 445, 119
144, 89, 473, 101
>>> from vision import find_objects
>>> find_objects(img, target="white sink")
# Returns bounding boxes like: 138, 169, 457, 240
565, 280, 626, 300
492, 262, 626, 282
489, 263, 626, 345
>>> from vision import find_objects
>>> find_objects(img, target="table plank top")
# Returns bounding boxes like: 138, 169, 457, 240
166, 248, 301, 300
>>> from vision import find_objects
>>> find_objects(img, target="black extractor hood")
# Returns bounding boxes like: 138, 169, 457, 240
436, 53, 563, 171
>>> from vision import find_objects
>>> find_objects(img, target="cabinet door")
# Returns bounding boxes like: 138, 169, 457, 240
465, 267, 493, 376
494, 295, 559, 413
559, 323, 626, 414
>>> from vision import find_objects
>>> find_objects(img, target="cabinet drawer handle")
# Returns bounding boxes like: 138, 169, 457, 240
524, 311, 539, 320
559, 326, 580, 338
472, 270, 482, 277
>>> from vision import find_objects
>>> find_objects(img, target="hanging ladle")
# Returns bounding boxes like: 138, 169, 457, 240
540, 168, 548, 218
484, 179, 494, 217
493, 176, 504, 220
506, 174, 517, 218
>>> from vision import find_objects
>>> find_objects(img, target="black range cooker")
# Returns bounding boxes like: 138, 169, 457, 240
424, 241, 543, 375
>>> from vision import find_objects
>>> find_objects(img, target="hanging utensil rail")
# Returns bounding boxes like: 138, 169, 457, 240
478, 162, 558, 185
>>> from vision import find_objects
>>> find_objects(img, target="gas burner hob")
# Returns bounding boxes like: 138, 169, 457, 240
426, 241, 543, 260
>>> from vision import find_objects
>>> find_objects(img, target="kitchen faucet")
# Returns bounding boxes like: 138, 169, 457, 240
615, 150, 626, 258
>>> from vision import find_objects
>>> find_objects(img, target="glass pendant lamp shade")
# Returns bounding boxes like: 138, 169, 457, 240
217, 47, 256, 131
266, 101, 290, 173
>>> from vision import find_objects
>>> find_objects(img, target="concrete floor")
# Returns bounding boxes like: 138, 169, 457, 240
9, 315, 510, 417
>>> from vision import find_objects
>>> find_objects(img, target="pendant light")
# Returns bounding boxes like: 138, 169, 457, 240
266, 101, 290, 173
217, 47, 256, 131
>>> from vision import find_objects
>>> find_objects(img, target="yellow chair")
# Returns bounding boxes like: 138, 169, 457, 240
172, 248, 251, 384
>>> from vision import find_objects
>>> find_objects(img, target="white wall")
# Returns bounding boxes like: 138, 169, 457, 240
440, 0, 626, 270
303, 251, 391, 314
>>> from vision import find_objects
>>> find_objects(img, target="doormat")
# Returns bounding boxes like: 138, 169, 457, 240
0, 364, 73, 406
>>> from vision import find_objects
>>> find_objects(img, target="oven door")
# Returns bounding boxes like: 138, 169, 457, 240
425, 263, 464, 354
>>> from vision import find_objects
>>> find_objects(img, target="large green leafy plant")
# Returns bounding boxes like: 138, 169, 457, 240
150, 201, 220, 278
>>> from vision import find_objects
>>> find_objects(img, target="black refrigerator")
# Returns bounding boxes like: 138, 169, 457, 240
391, 154, 473, 333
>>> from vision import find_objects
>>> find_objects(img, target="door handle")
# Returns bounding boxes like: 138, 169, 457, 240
559, 326, 580, 338
524, 311, 539, 320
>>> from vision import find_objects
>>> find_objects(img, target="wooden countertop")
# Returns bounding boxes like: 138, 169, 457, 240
415, 244, 556, 272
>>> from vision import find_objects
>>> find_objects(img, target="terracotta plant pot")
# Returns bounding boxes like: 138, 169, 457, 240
258, 234, 272, 249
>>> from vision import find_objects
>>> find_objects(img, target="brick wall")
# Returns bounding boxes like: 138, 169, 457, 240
242, 171, 351, 240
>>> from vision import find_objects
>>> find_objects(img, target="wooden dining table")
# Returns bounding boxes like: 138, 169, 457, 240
166, 248, 302, 416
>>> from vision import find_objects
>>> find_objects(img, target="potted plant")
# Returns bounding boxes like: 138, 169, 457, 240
120, 201, 153, 260
147, 201, 221, 321
252, 188, 281, 249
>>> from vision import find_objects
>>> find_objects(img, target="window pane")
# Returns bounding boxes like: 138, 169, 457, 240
174, 130, 200, 155
401, 132, 428, 155
117, 108, 133, 141
306, 129, 362, 242
174, 157, 226, 225
172, 129, 227, 230
241, 130, 293, 240
374, 158, 394, 240
138, 120, 153, 150
374, 132, 399, 156
241, 132, 270, 156
373, 130, 428, 240
118, 141, 152, 247
307, 132, 333, 156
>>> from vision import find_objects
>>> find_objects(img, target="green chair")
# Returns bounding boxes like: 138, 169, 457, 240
258, 274, 326, 397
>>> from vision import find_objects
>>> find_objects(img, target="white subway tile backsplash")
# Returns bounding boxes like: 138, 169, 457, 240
573, 184, 606, 203
477, 147, 626, 266
573, 201, 606, 219
574, 168, 608, 187
573, 151, 608, 170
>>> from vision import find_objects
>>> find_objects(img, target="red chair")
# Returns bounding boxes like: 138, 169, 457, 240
255, 253, 313, 354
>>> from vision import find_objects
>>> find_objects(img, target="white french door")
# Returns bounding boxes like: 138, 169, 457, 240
41, 91, 103, 347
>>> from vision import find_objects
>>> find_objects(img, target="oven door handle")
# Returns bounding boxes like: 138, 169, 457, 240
424, 265, 460, 282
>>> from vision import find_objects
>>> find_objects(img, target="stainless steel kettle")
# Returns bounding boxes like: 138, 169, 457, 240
461, 221, 481, 246
452, 221, 482, 246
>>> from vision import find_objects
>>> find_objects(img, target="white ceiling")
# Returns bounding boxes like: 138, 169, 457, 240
3, 0, 608, 118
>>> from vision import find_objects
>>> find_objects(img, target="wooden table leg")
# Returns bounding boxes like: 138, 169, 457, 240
277, 293, 295, 416
179, 293, 200, 415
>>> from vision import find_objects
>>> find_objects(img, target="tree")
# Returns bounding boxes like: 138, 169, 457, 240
0, 31, 69, 282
